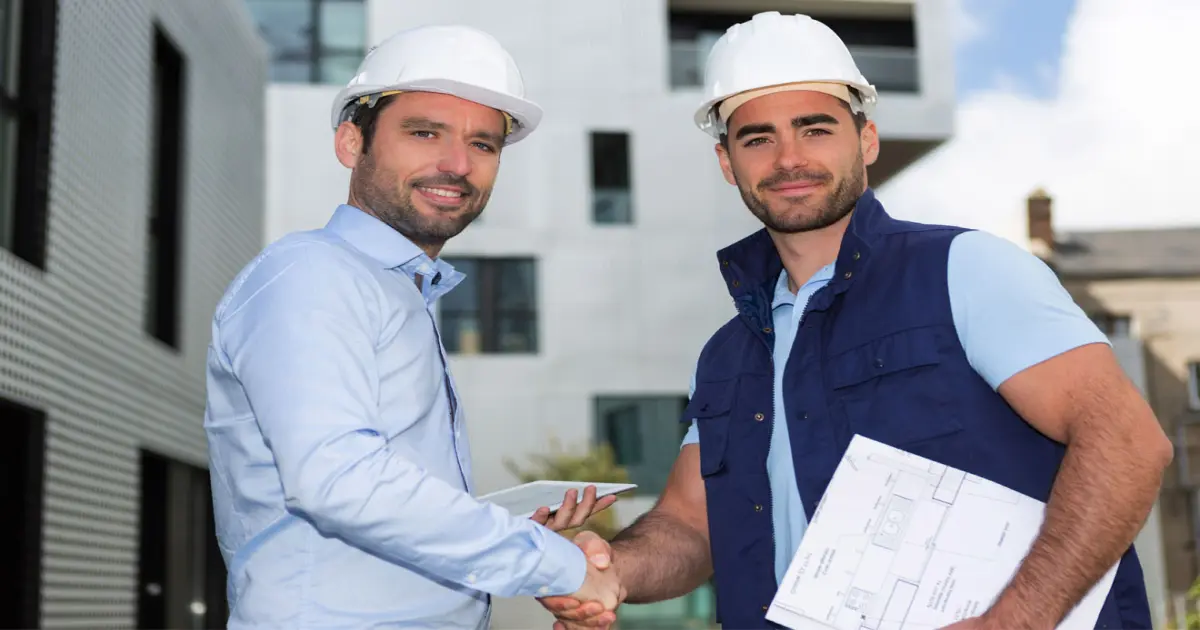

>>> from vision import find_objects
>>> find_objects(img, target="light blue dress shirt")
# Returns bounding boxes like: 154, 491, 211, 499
204, 205, 587, 629
681, 229, 1109, 585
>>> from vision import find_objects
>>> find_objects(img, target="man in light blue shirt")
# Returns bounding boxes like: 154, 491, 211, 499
204, 25, 619, 628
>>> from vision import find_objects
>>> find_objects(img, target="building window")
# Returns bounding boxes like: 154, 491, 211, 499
1090, 312, 1132, 338
146, 26, 186, 349
245, 0, 366, 85
0, 397, 46, 629
0, 0, 57, 268
594, 396, 690, 496
1188, 361, 1200, 411
591, 131, 633, 224
439, 257, 538, 354
137, 451, 228, 629
667, 9, 919, 93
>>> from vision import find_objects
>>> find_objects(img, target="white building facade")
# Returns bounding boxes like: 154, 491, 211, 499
0, 0, 265, 627
254, 0, 956, 626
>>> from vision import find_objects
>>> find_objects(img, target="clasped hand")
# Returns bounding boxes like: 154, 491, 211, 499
526, 486, 622, 629
539, 531, 621, 629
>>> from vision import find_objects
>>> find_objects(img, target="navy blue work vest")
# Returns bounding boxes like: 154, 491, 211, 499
685, 189, 1150, 629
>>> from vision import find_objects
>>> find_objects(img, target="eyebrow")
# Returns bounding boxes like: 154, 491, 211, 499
400, 116, 503, 146
733, 113, 841, 140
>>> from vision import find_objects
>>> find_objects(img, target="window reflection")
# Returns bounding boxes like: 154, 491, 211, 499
244, 0, 365, 85
439, 258, 538, 355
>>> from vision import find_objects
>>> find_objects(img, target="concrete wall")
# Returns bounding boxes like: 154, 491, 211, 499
0, 0, 266, 625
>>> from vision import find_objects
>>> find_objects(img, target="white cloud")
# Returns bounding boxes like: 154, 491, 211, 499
877, 0, 1200, 247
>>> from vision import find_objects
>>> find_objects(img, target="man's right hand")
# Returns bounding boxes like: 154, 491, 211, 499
541, 532, 621, 629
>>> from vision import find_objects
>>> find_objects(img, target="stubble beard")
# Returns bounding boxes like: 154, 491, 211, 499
350, 152, 491, 250
736, 149, 866, 234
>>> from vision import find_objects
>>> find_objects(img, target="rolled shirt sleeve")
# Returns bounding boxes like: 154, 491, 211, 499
213, 243, 586, 598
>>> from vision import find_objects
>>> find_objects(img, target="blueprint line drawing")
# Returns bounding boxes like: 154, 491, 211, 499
766, 435, 1118, 630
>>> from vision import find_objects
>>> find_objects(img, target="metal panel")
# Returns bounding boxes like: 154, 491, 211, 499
0, 0, 265, 626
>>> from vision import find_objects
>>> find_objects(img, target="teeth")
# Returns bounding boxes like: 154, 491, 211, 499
419, 187, 463, 198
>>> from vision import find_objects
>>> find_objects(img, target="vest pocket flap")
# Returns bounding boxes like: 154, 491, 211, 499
695, 417, 730, 476
683, 379, 736, 419
685, 379, 736, 476
829, 327, 943, 390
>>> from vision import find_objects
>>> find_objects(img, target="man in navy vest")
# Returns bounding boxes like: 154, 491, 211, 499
541, 11, 1173, 630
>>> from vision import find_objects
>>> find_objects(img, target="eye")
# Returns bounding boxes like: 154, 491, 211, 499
472, 141, 498, 153
804, 128, 833, 137
411, 130, 436, 139
742, 137, 769, 148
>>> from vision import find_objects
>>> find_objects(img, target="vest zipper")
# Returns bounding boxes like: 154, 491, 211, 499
768, 353, 779, 600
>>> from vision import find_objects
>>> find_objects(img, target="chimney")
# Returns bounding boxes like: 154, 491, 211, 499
1027, 188, 1054, 257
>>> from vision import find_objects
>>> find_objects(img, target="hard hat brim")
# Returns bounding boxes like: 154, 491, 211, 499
694, 79, 878, 139
332, 78, 544, 145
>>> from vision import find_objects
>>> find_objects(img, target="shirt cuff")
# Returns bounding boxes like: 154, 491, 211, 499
518, 527, 588, 598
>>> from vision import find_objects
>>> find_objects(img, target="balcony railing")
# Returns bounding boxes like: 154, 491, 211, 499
669, 39, 920, 93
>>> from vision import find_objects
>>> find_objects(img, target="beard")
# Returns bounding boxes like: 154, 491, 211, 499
735, 149, 865, 234
350, 152, 491, 249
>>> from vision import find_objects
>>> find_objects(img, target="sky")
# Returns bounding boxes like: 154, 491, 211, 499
876, 0, 1200, 246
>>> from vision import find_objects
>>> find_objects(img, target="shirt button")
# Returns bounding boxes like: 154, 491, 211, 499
762, 605, 769, 611
874, 358, 885, 369
853, 251, 861, 260
754, 504, 763, 512
754, 413, 764, 422
467, 573, 477, 584
538, 586, 550, 595
844, 271, 853, 279
762, 327, 773, 334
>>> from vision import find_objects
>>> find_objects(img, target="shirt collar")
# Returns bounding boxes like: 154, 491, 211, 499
773, 262, 836, 309
324, 204, 465, 303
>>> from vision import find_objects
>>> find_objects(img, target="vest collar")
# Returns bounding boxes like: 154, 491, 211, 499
716, 187, 891, 303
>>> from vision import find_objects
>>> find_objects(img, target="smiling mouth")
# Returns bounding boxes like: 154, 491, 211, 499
414, 185, 470, 206
417, 186, 465, 199
770, 181, 823, 195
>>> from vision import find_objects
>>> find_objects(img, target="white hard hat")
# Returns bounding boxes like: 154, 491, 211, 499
693, 12, 878, 138
331, 25, 542, 145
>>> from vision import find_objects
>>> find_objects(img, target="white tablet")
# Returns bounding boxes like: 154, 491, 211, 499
479, 480, 637, 519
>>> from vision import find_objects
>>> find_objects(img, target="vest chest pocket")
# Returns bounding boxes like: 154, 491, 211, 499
683, 379, 735, 477
827, 326, 964, 448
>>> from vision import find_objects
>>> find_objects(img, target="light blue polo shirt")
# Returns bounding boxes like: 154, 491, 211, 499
680, 229, 1109, 585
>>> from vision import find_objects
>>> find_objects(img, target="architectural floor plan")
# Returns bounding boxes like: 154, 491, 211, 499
766, 435, 1118, 630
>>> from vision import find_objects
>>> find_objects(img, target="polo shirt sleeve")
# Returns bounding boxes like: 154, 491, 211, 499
680, 367, 700, 448
947, 230, 1110, 390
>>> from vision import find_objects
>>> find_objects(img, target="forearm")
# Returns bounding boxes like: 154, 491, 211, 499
988, 429, 1168, 627
608, 508, 713, 604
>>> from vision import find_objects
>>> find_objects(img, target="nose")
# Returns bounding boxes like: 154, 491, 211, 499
773, 136, 808, 171
437, 141, 471, 177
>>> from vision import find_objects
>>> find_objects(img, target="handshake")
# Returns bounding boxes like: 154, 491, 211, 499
538, 531, 625, 629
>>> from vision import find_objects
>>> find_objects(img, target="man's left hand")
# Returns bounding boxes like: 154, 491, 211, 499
530, 485, 618, 532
